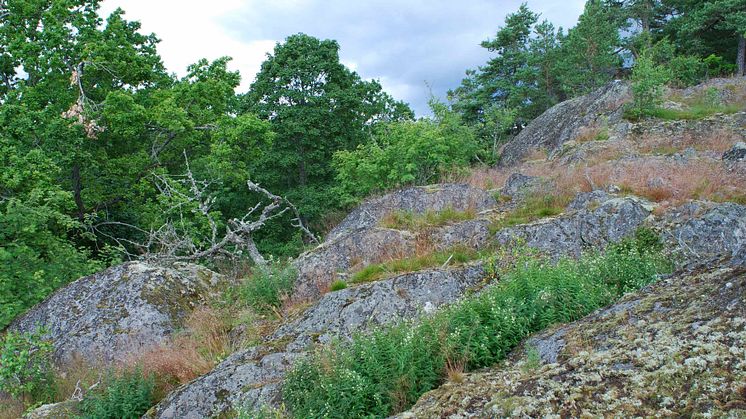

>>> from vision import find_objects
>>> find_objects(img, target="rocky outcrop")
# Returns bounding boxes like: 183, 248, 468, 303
293, 184, 496, 299
23, 401, 79, 419
8, 262, 228, 365
724, 141, 746, 162
146, 264, 486, 418
660, 201, 746, 267
499, 81, 631, 166
397, 266, 746, 418
326, 184, 496, 241
494, 194, 652, 259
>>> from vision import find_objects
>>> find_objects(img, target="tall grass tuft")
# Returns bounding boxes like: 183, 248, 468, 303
283, 232, 671, 418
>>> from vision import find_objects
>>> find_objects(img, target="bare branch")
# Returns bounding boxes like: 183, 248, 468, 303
98, 152, 317, 266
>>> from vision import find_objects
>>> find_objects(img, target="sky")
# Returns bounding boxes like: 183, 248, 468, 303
99, 0, 586, 116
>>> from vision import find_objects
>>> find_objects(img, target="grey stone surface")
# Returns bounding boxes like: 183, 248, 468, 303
662, 202, 746, 267
146, 264, 486, 418
494, 195, 652, 259
723, 141, 746, 162
326, 184, 496, 241
293, 184, 496, 299
8, 262, 228, 365
23, 400, 79, 419
499, 81, 631, 167
500, 173, 542, 198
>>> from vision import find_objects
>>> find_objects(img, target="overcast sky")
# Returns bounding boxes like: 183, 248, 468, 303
100, 0, 585, 116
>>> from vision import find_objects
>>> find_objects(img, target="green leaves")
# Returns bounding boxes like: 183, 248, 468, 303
0, 328, 54, 401
333, 101, 477, 205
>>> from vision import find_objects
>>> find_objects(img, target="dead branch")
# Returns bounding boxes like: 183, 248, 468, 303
91, 151, 316, 266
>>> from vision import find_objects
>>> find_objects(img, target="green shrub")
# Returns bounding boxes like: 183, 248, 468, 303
0, 328, 54, 402
703, 54, 737, 77
329, 280, 348, 292
78, 368, 155, 419
627, 51, 671, 120
668, 55, 706, 88
234, 262, 297, 314
333, 100, 478, 206
283, 233, 670, 417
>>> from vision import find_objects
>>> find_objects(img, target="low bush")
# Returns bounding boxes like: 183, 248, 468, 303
232, 262, 297, 314
78, 368, 155, 419
283, 233, 670, 418
0, 328, 54, 403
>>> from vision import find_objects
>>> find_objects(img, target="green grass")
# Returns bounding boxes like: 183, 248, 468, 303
489, 193, 570, 234
349, 246, 481, 284
78, 368, 155, 419
283, 232, 671, 418
329, 280, 348, 291
381, 206, 476, 231
230, 263, 298, 314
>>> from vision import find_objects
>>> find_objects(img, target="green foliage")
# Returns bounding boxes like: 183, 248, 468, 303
555, 0, 624, 97
233, 262, 298, 314
329, 280, 348, 292
667, 55, 707, 87
78, 368, 155, 419
350, 246, 481, 284
284, 233, 670, 417
703, 54, 737, 77
242, 33, 412, 227
449, 5, 560, 131
0, 139, 105, 328
381, 207, 476, 231
627, 50, 671, 119
0, 328, 54, 402
333, 100, 477, 205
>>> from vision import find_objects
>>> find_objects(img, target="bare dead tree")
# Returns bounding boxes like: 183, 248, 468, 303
90, 151, 318, 267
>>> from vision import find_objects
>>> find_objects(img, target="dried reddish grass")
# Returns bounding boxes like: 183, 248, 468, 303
0, 395, 24, 419
636, 129, 740, 155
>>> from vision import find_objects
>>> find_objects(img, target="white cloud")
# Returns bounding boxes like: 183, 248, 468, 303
99, 0, 275, 91
99, 0, 586, 115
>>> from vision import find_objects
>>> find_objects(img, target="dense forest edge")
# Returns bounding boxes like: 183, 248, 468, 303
1, 0, 746, 417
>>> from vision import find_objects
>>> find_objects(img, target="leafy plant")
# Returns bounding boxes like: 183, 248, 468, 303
233, 262, 297, 314
333, 100, 478, 205
78, 368, 155, 419
627, 50, 671, 120
284, 233, 670, 417
0, 328, 54, 402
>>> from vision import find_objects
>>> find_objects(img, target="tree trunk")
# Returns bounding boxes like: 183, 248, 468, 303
738, 35, 746, 77
71, 164, 85, 222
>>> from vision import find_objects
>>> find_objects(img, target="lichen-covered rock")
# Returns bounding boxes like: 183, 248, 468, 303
8, 262, 228, 365
499, 81, 631, 167
661, 201, 746, 267
293, 184, 496, 299
500, 173, 542, 199
494, 195, 652, 259
146, 264, 486, 418
275, 264, 486, 352
326, 184, 496, 241
23, 401, 79, 419
723, 141, 746, 162
396, 266, 746, 418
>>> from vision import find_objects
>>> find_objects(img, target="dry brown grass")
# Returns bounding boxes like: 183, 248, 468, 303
0, 395, 24, 419
635, 128, 740, 155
